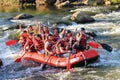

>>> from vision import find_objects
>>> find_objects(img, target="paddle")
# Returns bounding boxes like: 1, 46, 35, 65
14, 51, 26, 62
5, 40, 17, 46
80, 52, 87, 66
92, 39, 113, 52
66, 37, 72, 72
39, 54, 53, 70
97, 41, 113, 52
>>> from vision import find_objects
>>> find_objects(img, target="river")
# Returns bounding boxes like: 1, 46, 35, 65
0, 5, 120, 80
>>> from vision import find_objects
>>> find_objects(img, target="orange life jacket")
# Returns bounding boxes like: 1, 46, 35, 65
43, 30, 49, 35
53, 34, 58, 42
26, 38, 33, 47
47, 40, 54, 51
79, 34, 87, 46
34, 39, 44, 50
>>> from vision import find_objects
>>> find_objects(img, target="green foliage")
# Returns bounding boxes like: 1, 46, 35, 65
0, 0, 18, 6
93, 2, 98, 6
111, 0, 120, 4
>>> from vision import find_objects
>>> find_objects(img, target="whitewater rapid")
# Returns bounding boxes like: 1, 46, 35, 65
0, 10, 120, 80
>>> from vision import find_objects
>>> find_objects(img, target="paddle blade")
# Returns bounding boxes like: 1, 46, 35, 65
5, 40, 17, 46
88, 41, 100, 48
100, 43, 113, 52
67, 58, 70, 72
14, 57, 22, 62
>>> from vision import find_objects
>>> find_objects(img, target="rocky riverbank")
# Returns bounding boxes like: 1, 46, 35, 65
0, 0, 18, 7
1, 0, 120, 8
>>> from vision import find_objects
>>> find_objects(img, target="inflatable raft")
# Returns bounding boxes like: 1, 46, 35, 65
20, 49, 99, 67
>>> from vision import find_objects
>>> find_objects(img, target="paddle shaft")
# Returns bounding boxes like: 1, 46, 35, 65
67, 37, 72, 72
15, 51, 26, 62
80, 52, 87, 66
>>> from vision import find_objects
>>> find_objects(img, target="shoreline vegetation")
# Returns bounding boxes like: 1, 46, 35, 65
0, 0, 120, 7
0, 0, 119, 13
0, 0, 18, 7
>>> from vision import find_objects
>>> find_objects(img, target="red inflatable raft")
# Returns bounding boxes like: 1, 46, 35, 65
20, 49, 99, 67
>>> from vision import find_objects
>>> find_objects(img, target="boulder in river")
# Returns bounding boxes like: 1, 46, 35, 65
70, 11, 95, 23
0, 59, 3, 67
9, 13, 34, 20
55, 0, 70, 8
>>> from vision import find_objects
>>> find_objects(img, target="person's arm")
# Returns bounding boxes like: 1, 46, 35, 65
19, 24, 23, 34
59, 47, 68, 54
33, 39, 38, 50
44, 41, 51, 54
23, 39, 29, 52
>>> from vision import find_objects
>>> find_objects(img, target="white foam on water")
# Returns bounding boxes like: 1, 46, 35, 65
89, 49, 120, 67
10, 20, 36, 26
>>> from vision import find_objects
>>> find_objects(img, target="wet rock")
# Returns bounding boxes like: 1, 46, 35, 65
82, 0, 104, 6
2, 24, 27, 31
93, 13, 107, 19
36, 0, 56, 5
70, 11, 95, 23
9, 13, 33, 20
55, 0, 70, 8
0, 59, 3, 67
62, 15, 71, 21
105, 0, 111, 6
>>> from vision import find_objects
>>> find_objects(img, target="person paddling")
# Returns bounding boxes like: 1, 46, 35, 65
23, 32, 36, 52
44, 34, 55, 55
34, 34, 44, 54
18, 30, 29, 48
73, 28, 88, 51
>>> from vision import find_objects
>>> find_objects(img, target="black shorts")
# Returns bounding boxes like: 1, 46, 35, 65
73, 44, 86, 51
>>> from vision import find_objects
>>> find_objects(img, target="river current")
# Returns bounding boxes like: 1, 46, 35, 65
0, 6, 120, 80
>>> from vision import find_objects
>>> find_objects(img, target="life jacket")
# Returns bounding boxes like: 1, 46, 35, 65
53, 34, 58, 42
79, 33, 87, 46
66, 36, 76, 45
19, 38, 26, 46
20, 33, 29, 40
66, 36, 71, 42
47, 40, 54, 51
55, 45, 65, 54
26, 37, 33, 47
19, 33, 29, 46
34, 39, 44, 50
26, 37, 36, 52
43, 30, 49, 35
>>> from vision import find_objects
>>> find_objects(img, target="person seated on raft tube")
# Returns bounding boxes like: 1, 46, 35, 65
18, 30, 29, 48
34, 34, 44, 54
44, 34, 55, 55
73, 28, 88, 51
65, 30, 76, 44
54, 36, 73, 57
23, 32, 36, 52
